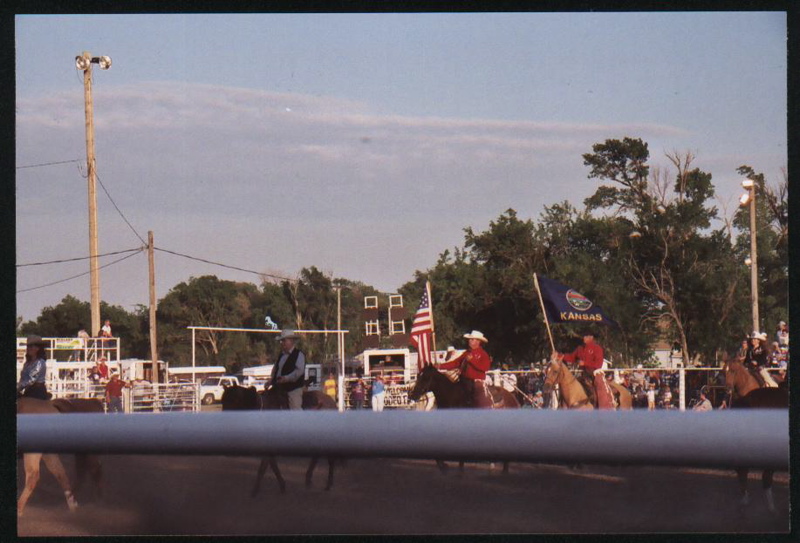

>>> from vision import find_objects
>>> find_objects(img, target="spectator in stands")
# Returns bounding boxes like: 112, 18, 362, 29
500, 364, 517, 394
350, 378, 365, 409
769, 342, 783, 368
532, 391, 544, 409
323, 372, 337, 401
17, 335, 52, 400
370, 374, 386, 412
88, 364, 101, 383
97, 356, 110, 381
646, 383, 656, 411
775, 321, 789, 349
692, 388, 713, 411
647, 370, 661, 391
105, 372, 129, 413
736, 338, 749, 363
75, 329, 90, 361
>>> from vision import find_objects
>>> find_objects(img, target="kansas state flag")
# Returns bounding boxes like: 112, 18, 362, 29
536, 274, 618, 327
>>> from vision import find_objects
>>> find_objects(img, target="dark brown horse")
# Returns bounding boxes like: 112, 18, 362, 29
407, 364, 519, 474
221, 384, 338, 495
17, 397, 104, 516
724, 359, 789, 513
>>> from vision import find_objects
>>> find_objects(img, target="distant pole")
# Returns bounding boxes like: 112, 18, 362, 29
76, 51, 111, 337
337, 287, 344, 412
148, 231, 158, 384
748, 187, 760, 333
533, 274, 556, 353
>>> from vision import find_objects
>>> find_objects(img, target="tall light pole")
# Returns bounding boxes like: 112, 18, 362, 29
76, 51, 112, 337
740, 178, 759, 332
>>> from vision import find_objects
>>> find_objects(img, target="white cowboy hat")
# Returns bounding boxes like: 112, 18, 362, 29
276, 329, 300, 341
446, 345, 455, 352
463, 330, 488, 343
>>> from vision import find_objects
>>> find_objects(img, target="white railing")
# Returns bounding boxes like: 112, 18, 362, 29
16, 410, 789, 471
129, 382, 199, 413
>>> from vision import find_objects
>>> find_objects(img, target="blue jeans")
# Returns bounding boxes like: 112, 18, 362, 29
108, 396, 123, 413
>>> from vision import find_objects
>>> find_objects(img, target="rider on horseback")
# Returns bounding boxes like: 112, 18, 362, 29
745, 332, 769, 388
17, 335, 52, 401
437, 330, 492, 408
559, 331, 612, 409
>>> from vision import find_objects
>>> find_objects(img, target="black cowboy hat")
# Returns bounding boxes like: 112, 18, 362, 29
26, 335, 46, 346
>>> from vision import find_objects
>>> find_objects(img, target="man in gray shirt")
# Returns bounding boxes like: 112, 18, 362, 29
270, 329, 306, 410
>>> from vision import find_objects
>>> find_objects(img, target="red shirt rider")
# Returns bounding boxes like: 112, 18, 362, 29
562, 333, 604, 373
439, 331, 492, 380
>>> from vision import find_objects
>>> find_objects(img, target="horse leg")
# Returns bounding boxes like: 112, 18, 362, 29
306, 456, 319, 489
41, 454, 78, 512
251, 457, 269, 497
324, 457, 335, 491
436, 459, 448, 474
269, 456, 286, 494
502, 461, 510, 475
736, 468, 750, 506
18, 453, 42, 516
74, 454, 104, 499
458, 460, 465, 477
763, 470, 776, 513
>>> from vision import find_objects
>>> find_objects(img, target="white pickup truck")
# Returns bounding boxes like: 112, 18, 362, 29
199, 375, 241, 405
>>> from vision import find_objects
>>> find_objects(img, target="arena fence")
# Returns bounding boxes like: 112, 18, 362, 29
17, 410, 788, 470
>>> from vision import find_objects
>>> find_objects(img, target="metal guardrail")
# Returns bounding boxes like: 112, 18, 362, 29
17, 410, 789, 470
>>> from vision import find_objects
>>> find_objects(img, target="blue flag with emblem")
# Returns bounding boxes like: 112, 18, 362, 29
535, 274, 618, 327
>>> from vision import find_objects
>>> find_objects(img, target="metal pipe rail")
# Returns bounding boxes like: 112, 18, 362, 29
18, 410, 788, 470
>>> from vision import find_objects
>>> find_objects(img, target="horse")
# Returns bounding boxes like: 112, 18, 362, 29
541, 357, 632, 410
407, 364, 519, 474
16, 397, 105, 516
724, 359, 789, 513
221, 384, 338, 495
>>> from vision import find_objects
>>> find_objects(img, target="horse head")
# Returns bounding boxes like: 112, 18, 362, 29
221, 385, 260, 411
407, 364, 438, 401
541, 358, 563, 396
263, 385, 290, 410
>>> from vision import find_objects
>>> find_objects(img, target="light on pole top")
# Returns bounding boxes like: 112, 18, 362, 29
75, 53, 112, 71
741, 178, 755, 189
739, 193, 751, 206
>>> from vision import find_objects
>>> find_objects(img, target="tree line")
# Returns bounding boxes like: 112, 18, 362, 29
18, 138, 787, 370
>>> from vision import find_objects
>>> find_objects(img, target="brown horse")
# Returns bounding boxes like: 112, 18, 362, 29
724, 359, 789, 513
17, 397, 105, 516
407, 364, 519, 474
221, 385, 338, 495
542, 358, 632, 410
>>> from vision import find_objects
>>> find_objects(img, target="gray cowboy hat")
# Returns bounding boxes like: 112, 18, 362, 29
276, 329, 300, 341
26, 334, 46, 346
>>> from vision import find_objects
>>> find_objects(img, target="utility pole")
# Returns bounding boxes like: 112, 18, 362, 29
76, 51, 111, 336
741, 178, 759, 332
148, 231, 158, 384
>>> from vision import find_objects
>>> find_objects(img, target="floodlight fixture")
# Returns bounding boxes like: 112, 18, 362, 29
97, 56, 112, 70
739, 193, 751, 206
741, 178, 755, 189
75, 55, 91, 70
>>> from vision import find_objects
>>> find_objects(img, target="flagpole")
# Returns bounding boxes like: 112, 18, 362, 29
533, 273, 556, 353
427, 280, 436, 360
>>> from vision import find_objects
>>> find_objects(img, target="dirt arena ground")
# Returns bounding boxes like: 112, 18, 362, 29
17, 452, 790, 536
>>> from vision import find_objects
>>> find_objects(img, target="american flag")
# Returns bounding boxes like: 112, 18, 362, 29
410, 286, 433, 370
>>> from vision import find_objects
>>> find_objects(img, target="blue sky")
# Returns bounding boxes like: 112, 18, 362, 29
15, 12, 787, 322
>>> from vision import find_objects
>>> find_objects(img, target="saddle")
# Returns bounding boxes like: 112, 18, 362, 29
577, 375, 597, 407
487, 386, 506, 408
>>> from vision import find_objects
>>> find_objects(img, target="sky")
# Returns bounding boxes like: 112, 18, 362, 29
15, 12, 787, 323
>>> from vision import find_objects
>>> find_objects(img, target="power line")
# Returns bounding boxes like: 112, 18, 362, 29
16, 159, 82, 170
16, 247, 144, 268
96, 171, 147, 245
17, 248, 145, 294
154, 247, 293, 282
